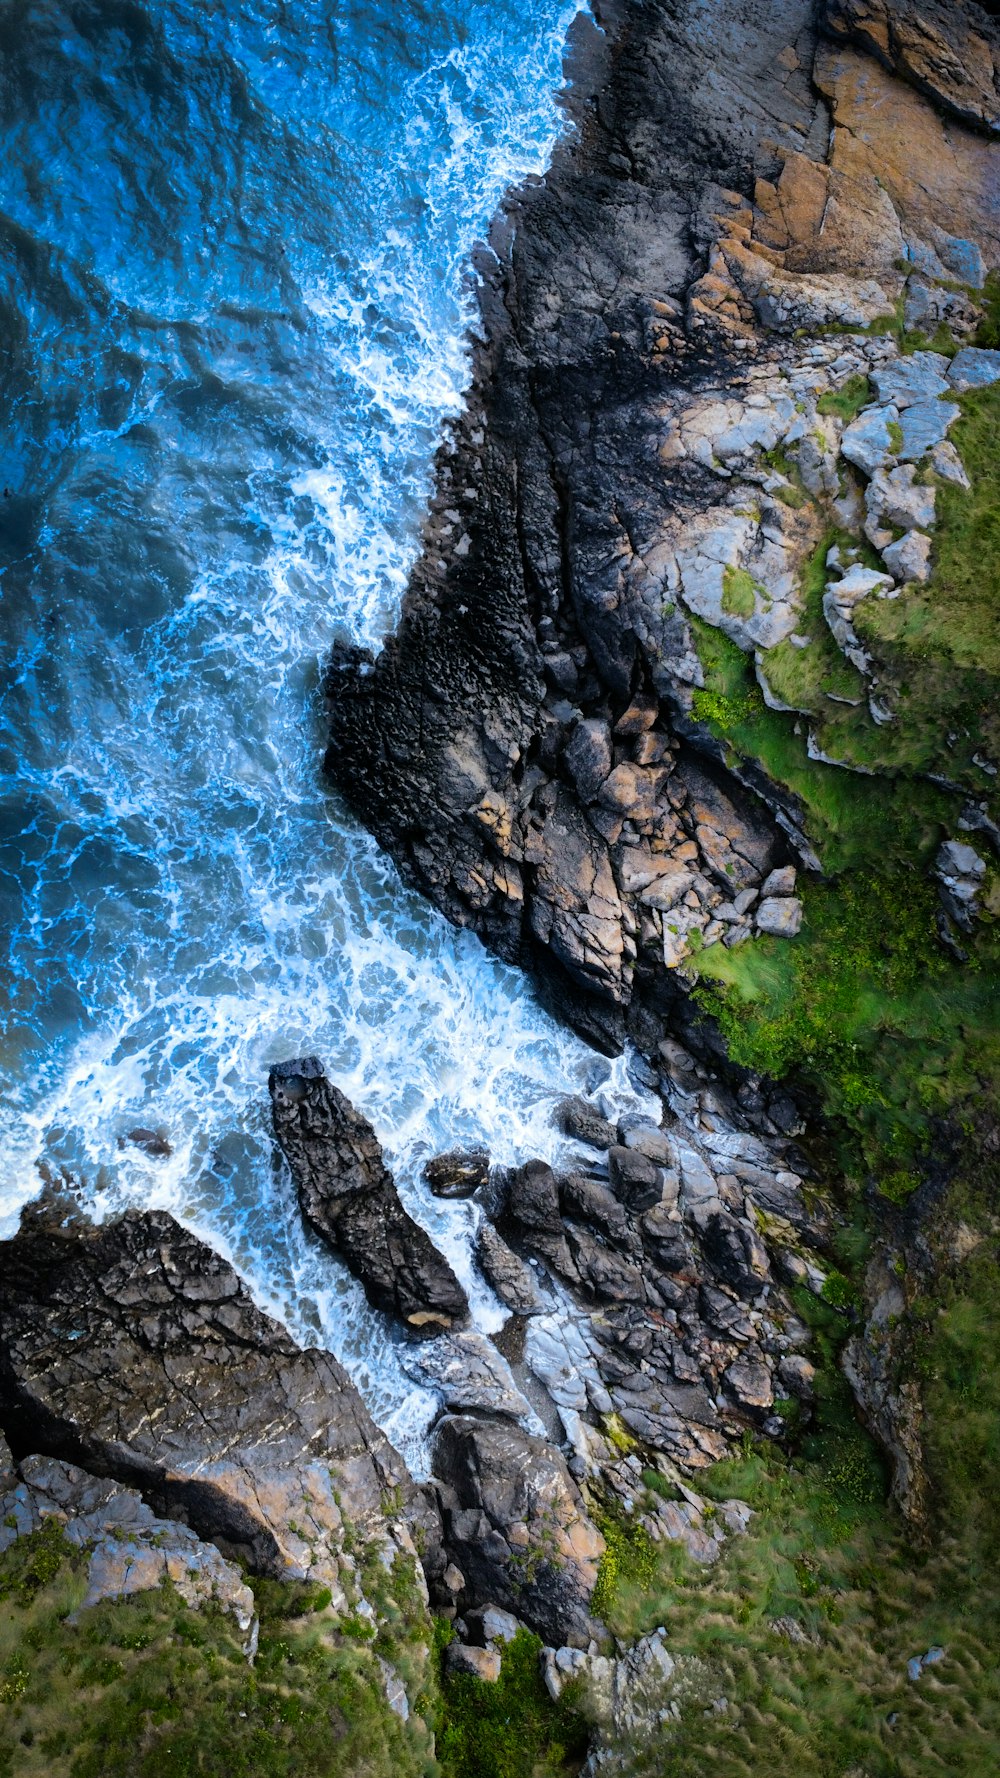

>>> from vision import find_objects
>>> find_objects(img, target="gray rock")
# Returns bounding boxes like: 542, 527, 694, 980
723, 1358, 775, 1414
376, 1656, 410, 1720
424, 1148, 490, 1198
865, 464, 936, 535
475, 1221, 545, 1316
270, 1058, 468, 1333
755, 896, 803, 937
760, 865, 797, 898
840, 403, 900, 475
542, 1644, 589, 1701
871, 351, 950, 408
778, 1354, 816, 1399
882, 529, 932, 584
445, 1642, 502, 1682
0, 1454, 258, 1648
947, 347, 1000, 392
939, 840, 987, 879
465, 1604, 521, 1647
399, 1330, 536, 1425
897, 399, 960, 461
930, 440, 970, 488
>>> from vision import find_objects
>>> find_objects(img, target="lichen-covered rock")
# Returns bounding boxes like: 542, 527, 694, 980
269, 1057, 468, 1333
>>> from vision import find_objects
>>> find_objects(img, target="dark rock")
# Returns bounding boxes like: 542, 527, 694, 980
563, 718, 613, 803
269, 1058, 468, 1334
464, 1603, 521, 1647
701, 1212, 771, 1298
555, 1095, 618, 1151
0, 1200, 414, 1597
475, 1222, 545, 1316
503, 1159, 563, 1238
122, 1127, 172, 1158
608, 1145, 664, 1213
432, 1415, 604, 1648
723, 1358, 775, 1416
445, 1642, 502, 1682
424, 1148, 490, 1199
564, 1226, 647, 1304
559, 1172, 637, 1253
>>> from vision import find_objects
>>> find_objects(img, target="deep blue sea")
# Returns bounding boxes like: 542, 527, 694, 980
0, 0, 649, 1459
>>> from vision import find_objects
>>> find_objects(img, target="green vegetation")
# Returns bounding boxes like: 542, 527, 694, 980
436, 1626, 588, 1778
816, 374, 870, 423
0, 1548, 439, 1778
589, 1138, 1000, 1777
721, 566, 763, 619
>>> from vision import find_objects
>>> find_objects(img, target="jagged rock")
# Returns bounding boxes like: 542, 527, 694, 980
723, 1357, 775, 1415
560, 1173, 638, 1253
865, 463, 936, 538
564, 719, 613, 803
0, 1453, 258, 1649
432, 1415, 604, 1647
398, 1330, 537, 1425
465, 1603, 521, 1647
760, 865, 797, 898
475, 1221, 545, 1316
701, 1211, 771, 1297
269, 1058, 468, 1333
0, 1201, 415, 1603
608, 1146, 664, 1213
824, 0, 1000, 134
424, 1148, 490, 1198
936, 838, 987, 928
555, 1096, 618, 1151
778, 1354, 816, 1398
897, 399, 960, 461
445, 1642, 502, 1682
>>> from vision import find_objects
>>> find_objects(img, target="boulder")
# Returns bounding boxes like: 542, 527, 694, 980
465, 1603, 521, 1647
555, 1096, 619, 1151
398, 1330, 536, 1425
424, 1148, 490, 1198
432, 1415, 604, 1648
870, 350, 951, 408
564, 719, 613, 803
608, 1146, 664, 1213
445, 1642, 502, 1682
947, 346, 1000, 392
882, 529, 932, 584
0, 1200, 415, 1603
475, 1222, 545, 1316
269, 1058, 468, 1333
841, 403, 900, 474
755, 895, 803, 937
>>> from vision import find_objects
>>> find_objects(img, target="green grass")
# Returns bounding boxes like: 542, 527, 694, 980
586, 1140, 1000, 1778
722, 567, 762, 620
816, 374, 870, 423
0, 1548, 440, 1778
435, 1626, 588, 1778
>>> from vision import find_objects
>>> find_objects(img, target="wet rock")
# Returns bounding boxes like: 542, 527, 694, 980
432, 1415, 604, 1647
445, 1642, 502, 1682
555, 1096, 619, 1151
701, 1211, 771, 1297
608, 1146, 664, 1213
122, 1126, 172, 1159
269, 1057, 468, 1333
398, 1330, 537, 1425
0, 1201, 415, 1602
559, 1173, 636, 1253
424, 1148, 490, 1198
475, 1221, 545, 1316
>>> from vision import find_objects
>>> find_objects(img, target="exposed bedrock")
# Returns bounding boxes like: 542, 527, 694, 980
269, 1056, 469, 1334
0, 1195, 419, 1610
325, 0, 1000, 1063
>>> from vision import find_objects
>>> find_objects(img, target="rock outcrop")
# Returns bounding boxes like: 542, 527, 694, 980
269, 1057, 469, 1333
325, 0, 1000, 1063
0, 1196, 417, 1610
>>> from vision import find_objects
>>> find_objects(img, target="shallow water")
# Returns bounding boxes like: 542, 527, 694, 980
0, 0, 653, 1465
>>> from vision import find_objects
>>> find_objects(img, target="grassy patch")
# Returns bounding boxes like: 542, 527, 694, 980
435, 1625, 588, 1778
587, 1147, 1000, 1778
816, 374, 870, 423
0, 1549, 438, 1778
721, 567, 762, 620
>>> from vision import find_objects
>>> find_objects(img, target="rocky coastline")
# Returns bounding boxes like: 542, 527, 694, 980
3, 0, 1000, 1771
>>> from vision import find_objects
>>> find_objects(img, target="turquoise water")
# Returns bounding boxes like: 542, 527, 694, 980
0, 0, 647, 1458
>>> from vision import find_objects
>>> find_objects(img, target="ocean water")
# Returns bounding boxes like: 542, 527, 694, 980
0, 0, 650, 1464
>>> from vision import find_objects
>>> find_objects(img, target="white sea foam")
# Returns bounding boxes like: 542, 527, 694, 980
0, 0, 657, 1469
